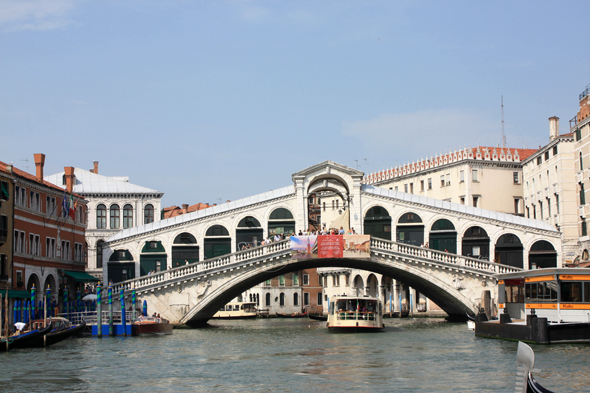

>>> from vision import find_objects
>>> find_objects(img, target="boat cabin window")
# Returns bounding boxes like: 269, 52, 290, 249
233, 305, 240, 311
225, 305, 232, 311
505, 285, 525, 303
560, 282, 589, 303
525, 282, 558, 302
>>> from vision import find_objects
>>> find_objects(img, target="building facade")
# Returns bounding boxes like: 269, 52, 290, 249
45, 161, 163, 282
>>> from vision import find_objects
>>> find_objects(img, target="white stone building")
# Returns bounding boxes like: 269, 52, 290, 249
45, 161, 163, 281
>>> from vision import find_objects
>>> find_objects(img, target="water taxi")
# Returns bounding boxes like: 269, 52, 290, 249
132, 316, 173, 336
327, 295, 384, 332
475, 268, 590, 344
212, 302, 257, 319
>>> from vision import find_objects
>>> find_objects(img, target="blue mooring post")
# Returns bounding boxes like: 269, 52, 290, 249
120, 288, 126, 337
63, 286, 68, 318
108, 285, 113, 336
142, 300, 147, 317
131, 288, 136, 322
31, 284, 36, 323
96, 284, 102, 338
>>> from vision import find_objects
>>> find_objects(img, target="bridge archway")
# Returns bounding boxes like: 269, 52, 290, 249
528, 240, 557, 269
429, 219, 457, 253
172, 232, 199, 268
462, 226, 490, 259
268, 208, 295, 237
108, 249, 134, 282
180, 254, 480, 326
140, 240, 167, 275
364, 206, 392, 240
494, 234, 523, 268
396, 212, 424, 246
367, 273, 379, 297
204, 225, 231, 259
236, 216, 263, 251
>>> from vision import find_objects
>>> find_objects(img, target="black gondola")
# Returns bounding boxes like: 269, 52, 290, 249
27, 320, 87, 348
0, 322, 52, 351
515, 341, 555, 393
307, 313, 327, 321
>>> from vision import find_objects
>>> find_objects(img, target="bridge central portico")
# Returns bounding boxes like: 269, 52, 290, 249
102, 160, 561, 325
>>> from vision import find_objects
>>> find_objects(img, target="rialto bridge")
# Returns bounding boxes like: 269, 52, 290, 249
102, 161, 561, 325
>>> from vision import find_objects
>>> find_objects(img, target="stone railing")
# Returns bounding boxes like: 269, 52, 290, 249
111, 239, 292, 295
370, 238, 522, 275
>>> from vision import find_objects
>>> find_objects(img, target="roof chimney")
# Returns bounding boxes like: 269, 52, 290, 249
549, 116, 559, 141
34, 153, 45, 182
182, 204, 189, 214
64, 167, 75, 194
93, 161, 98, 174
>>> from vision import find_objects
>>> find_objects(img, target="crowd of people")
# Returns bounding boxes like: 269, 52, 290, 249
239, 226, 361, 251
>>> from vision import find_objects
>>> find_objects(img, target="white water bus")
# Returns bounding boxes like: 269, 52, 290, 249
212, 302, 258, 319
327, 295, 384, 332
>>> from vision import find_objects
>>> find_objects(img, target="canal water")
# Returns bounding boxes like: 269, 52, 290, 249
1, 318, 589, 392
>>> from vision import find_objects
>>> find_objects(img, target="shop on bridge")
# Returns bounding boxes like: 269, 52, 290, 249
461, 226, 490, 259
107, 249, 135, 283
396, 212, 424, 246
140, 241, 167, 276
268, 208, 295, 237
172, 232, 199, 267
204, 225, 231, 259
428, 219, 457, 254
363, 206, 392, 240
236, 216, 263, 250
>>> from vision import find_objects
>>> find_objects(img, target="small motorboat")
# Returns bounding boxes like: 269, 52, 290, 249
308, 313, 327, 321
0, 322, 53, 351
132, 316, 173, 336
515, 341, 555, 393
275, 312, 308, 318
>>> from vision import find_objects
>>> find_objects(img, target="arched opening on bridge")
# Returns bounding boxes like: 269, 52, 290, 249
236, 216, 263, 251
429, 219, 457, 253
528, 240, 557, 269
307, 174, 350, 232
353, 275, 365, 296
396, 212, 424, 246
494, 234, 524, 268
108, 249, 135, 283
140, 241, 167, 276
172, 233, 199, 268
268, 208, 295, 237
364, 206, 392, 240
204, 225, 231, 259
367, 274, 379, 297
461, 226, 490, 259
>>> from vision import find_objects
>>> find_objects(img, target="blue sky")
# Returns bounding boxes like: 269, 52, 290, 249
1, 1, 589, 209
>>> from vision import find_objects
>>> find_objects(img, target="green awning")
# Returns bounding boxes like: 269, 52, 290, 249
4, 290, 31, 299
64, 270, 100, 282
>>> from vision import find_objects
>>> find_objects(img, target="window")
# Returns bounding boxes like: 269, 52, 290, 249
427, 178, 432, 190
144, 204, 155, 224
317, 293, 323, 306
303, 292, 310, 306
123, 204, 133, 229
0, 181, 8, 201
265, 279, 271, 286
555, 194, 560, 214
544, 151, 549, 160
110, 204, 120, 229
576, 129, 582, 141
460, 170, 464, 183
15, 186, 19, 205
553, 145, 558, 156
265, 293, 271, 306
420, 180, 424, 191
513, 172, 520, 184
440, 175, 445, 187
29, 191, 34, 209
96, 240, 104, 268
404, 184, 408, 193
279, 293, 285, 306
472, 169, 479, 182
514, 199, 520, 215
293, 293, 299, 306
532, 204, 537, 219
446, 174, 450, 186
526, 206, 529, 218
394, 186, 398, 191
560, 282, 586, 302
580, 183, 586, 205
0, 215, 7, 242
0, 254, 6, 279
580, 152, 584, 171
460, 197, 465, 205
279, 275, 285, 286
473, 196, 479, 208
322, 202, 325, 211
409, 183, 414, 194
582, 219, 587, 237
547, 197, 551, 217
539, 201, 543, 219
97, 204, 107, 229
537, 156, 542, 165
303, 274, 309, 286
292, 273, 299, 286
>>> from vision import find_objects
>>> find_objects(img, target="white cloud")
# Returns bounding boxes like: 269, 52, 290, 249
342, 109, 500, 162
0, 0, 78, 31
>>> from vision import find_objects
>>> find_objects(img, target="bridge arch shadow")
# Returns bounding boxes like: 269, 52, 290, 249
182, 256, 479, 327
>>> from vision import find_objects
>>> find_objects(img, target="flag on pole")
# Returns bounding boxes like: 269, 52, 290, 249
68, 194, 76, 220
61, 190, 69, 218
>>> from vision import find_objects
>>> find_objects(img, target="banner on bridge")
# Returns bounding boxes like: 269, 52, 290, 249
290, 235, 370, 259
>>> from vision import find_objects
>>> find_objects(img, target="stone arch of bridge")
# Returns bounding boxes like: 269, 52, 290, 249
181, 256, 478, 327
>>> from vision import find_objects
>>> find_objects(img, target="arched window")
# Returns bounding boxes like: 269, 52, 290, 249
293, 293, 299, 306
279, 293, 285, 306
96, 240, 104, 268
123, 204, 133, 229
110, 204, 120, 229
144, 204, 154, 224
96, 204, 106, 229
265, 293, 271, 306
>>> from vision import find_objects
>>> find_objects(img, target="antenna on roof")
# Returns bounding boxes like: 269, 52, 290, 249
501, 95, 507, 149
20, 158, 30, 171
